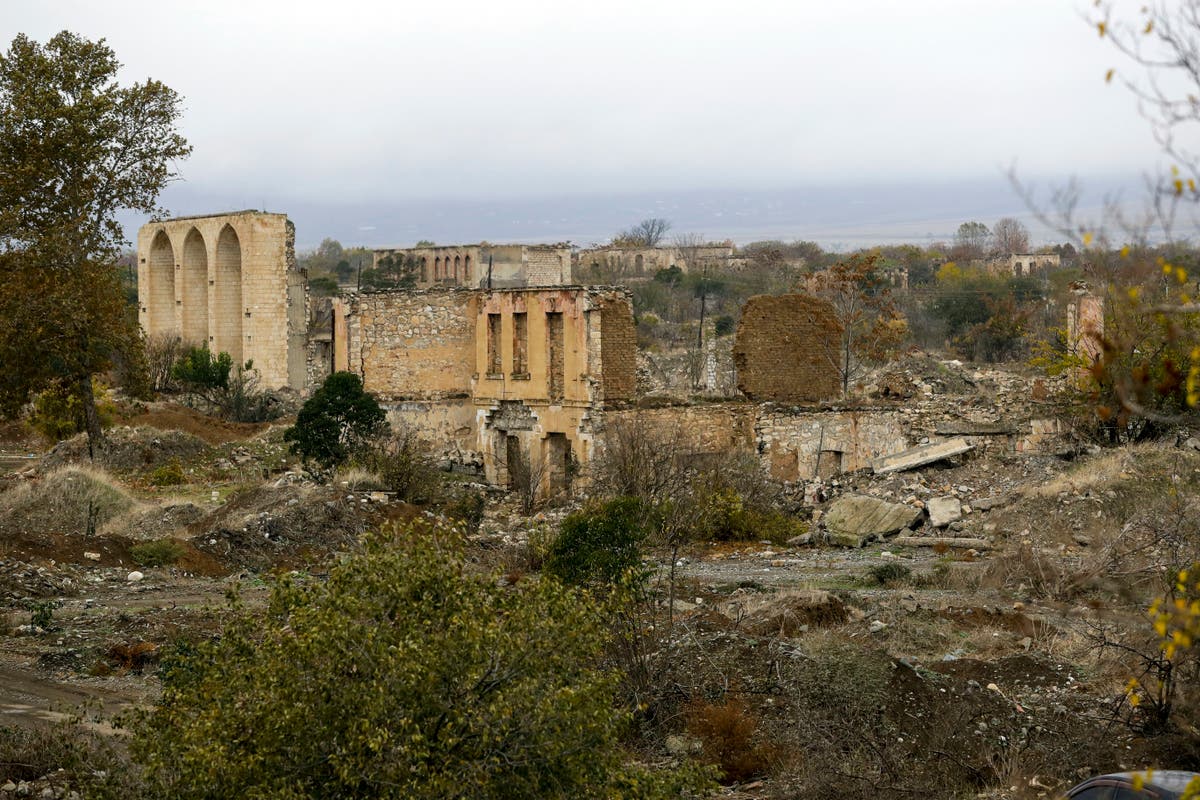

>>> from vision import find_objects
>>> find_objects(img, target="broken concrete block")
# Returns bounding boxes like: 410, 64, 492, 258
926, 496, 963, 528
824, 494, 923, 548
870, 437, 973, 475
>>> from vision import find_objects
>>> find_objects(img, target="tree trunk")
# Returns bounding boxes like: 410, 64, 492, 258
76, 374, 105, 460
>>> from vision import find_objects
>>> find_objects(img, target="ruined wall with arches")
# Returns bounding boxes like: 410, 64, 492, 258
137, 210, 306, 390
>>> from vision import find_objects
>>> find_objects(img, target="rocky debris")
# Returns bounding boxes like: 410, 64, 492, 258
926, 496, 963, 528
824, 494, 923, 547
871, 437, 974, 474
0, 559, 76, 600
720, 588, 851, 634
119, 502, 206, 541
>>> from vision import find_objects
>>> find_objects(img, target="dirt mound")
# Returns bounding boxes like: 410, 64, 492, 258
190, 484, 386, 571
0, 467, 138, 544
41, 427, 210, 472
127, 403, 279, 446
720, 588, 851, 634
113, 502, 207, 542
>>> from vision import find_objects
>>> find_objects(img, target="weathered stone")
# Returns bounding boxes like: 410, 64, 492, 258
892, 536, 993, 550
926, 496, 962, 527
734, 294, 843, 403
126, 571, 144, 583
824, 494, 922, 547
870, 437, 973, 474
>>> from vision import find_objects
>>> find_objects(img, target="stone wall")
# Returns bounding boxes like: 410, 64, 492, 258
348, 289, 476, 401
599, 297, 637, 403
733, 294, 843, 402
370, 244, 572, 289
756, 407, 908, 481
137, 210, 305, 390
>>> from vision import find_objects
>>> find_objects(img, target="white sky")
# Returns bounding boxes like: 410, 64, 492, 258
1, 0, 1176, 245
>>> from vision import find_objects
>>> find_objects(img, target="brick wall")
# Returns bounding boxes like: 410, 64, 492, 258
733, 294, 843, 402
599, 296, 637, 402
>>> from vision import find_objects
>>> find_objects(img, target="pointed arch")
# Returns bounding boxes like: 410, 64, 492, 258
147, 230, 176, 335
181, 228, 208, 344
454, 254, 462, 282
214, 224, 243, 364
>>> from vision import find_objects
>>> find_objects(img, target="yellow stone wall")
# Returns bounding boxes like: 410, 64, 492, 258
137, 211, 304, 390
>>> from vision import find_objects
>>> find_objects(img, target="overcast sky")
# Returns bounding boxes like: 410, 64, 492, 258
2, 1, 1171, 247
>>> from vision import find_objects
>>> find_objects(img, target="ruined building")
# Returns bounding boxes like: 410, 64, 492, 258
328, 286, 635, 495
573, 243, 736, 280
369, 244, 573, 289
137, 211, 308, 390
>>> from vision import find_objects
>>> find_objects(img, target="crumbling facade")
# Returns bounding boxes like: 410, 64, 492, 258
137, 211, 307, 390
338, 286, 636, 496
369, 244, 573, 289
996, 253, 1060, 277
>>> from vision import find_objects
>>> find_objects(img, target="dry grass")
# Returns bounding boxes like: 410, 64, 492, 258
0, 465, 140, 539
1022, 446, 1148, 499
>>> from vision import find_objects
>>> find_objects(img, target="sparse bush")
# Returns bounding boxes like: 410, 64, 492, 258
173, 346, 281, 423
0, 722, 138, 791
26, 599, 59, 630
440, 486, 486, 533
713, 314, 735, 337
686, 697, 776, 784
131, 520, 713, 799
868, 562, 912, 586
354, 426, 439, 502
697, 488, 805, 544
545, 497, 650, 588
145, 332, 187, 393
285, 371, 388, 470
130, 538, 185, 568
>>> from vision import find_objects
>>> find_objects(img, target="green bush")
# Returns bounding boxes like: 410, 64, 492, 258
131, 521, 712, 799
285, 371, 388, 469
544, 497, 651, 588
147, 458, 185, 487
698, 489, 806, 544
28, 379, 116, 443
353, 427, 438, 502
130, 538, 185, 568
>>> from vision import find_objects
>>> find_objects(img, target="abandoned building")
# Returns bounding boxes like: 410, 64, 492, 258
369, 244, 573, 289
323, 286, 635, 495
995, 252, 1061, 277
573, 242, 736, 280
136, 211, 308, 391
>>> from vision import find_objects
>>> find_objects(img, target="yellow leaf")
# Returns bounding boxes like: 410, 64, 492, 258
1098, 21, 1107, 36
1106, 68, 1115, 83
1121, 245, 1131, 258
1145, 21, 1154, 34
1082, 231, 1094, 246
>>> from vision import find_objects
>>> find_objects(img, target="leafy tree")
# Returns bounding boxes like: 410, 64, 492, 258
172, 346, 232, 395
954, 221, 991, 258
285, 371, 388, 469
132, 521, 712, 799
0, 32, 190, 456
308, 275, 339, 296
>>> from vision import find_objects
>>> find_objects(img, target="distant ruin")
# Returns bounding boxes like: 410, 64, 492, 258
370, 244, 573, 289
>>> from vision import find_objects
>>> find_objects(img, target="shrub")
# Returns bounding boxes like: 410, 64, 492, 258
131, 521, 713, 799
172, 347, 280, 423
285, 371, 388, 470
544, 497, 651, 588
686, 698, 775, 784
713, 314, 736, 337
130, 538, 185, 568
147, 458, 185, 487
868, 562, 912, 586
353, 426, 439, 502
28, 379, 116, 443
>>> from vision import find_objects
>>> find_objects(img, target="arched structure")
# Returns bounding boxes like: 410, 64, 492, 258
214, 224, 243, 364
146, 231, 175, 336
181, 228, 208, 344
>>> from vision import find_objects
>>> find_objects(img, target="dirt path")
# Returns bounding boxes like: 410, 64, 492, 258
0, 663, 144, 732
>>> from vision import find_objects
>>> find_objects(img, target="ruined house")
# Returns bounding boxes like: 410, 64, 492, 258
137, 211, 308, 390
369, 244, 573, 289
994, 252, 1060, 277
330, 286, 636, 495
573, 243, 736, 280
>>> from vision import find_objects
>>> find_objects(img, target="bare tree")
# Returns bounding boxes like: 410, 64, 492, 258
992, 217, 1030, 255
954, 221, 991, 259
613, 218, 672, 247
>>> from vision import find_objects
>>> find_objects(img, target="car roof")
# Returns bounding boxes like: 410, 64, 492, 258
1082, 771, 1200, 795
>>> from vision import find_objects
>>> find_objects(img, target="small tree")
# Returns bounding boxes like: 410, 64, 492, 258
131, 521, 712, 799
285, 371, 388, 469
613, 218, 672, 247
